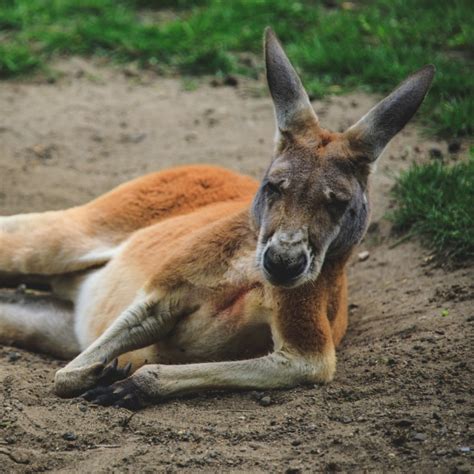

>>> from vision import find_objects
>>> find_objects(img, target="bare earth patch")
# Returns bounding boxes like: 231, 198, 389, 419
1, 59, 472, 472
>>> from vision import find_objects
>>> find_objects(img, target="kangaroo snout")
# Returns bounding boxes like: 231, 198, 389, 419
263, 246, 308, 286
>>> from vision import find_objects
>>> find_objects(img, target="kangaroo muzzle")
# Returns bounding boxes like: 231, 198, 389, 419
262, 230, 310, 287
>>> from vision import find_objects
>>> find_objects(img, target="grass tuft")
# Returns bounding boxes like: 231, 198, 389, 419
390, 154, 474, 262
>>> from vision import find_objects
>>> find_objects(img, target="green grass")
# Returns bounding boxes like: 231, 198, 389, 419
390, 154, 474, 262
0, 0, 472, 137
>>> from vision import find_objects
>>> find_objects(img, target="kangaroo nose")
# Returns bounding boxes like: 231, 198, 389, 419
263, 248, 307, 285
277, 230, 304, 246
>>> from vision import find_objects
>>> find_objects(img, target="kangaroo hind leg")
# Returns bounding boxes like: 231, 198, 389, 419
0, 290, 80, 359
0, 210, 116, 277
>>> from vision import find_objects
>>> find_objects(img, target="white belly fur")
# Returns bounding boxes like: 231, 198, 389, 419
73, 267, 107, 350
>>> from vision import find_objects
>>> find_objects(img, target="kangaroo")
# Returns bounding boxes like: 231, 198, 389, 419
0, 29, 434, 409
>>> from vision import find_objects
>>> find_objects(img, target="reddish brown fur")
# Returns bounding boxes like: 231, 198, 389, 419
272, 258, 348, 355
84, 164, 258, 238
88, 202, 254, 340
89, 191, 348, 362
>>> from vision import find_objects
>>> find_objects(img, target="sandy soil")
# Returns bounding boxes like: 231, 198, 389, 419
0, 59, 472, 473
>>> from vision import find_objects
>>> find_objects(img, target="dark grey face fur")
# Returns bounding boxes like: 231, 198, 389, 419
326, 180, 369, 258
252, 149, 370, 288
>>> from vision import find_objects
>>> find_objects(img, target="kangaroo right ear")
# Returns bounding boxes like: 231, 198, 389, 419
264, 27, 319, 134
345, 65, 435, 163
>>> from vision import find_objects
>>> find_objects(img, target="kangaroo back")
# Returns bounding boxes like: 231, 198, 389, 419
0, 165, 257, 279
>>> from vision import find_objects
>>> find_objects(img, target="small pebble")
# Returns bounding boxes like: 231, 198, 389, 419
29, 143, 56, 160
249, 391, 263, 401
259, 396, 272, 407
358, 250, 370, 262
7, 352, 21, 362
395, 419, 413, 427
63, 432, 77, 441
413, 432, 427, 442
15, 284, 27, 294
286, 467, 302, 474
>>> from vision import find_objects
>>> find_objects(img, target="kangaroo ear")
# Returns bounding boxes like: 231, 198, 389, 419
345, 65, 435, 163
264, 27, 318, 133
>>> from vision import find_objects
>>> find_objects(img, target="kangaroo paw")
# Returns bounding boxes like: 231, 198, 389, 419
82, 377, 149, 410
54, 358, 131, 398
95, 358, 132, 387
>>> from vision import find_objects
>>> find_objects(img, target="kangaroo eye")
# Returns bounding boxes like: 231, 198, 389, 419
327, 191, 350, 212
328, 190, 349, 203
265, 181, 282, 196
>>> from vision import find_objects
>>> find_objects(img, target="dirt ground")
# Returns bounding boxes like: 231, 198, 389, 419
0, 59, 472, 473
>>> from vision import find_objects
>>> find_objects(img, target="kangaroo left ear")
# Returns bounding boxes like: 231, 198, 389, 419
264, 27, 319, 134
345, 65, 435, 163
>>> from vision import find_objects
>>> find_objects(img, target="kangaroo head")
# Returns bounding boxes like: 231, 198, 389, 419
252, 28, 435, 288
